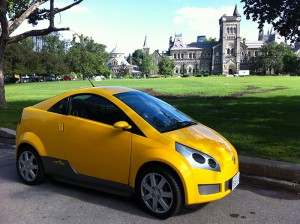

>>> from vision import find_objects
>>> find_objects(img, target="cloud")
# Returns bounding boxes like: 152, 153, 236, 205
173, 16, 185, 25
172, 6, 262, 41
173, 6, 234, 38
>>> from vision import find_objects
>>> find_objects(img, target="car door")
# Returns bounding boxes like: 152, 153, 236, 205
59, 93, 132, 184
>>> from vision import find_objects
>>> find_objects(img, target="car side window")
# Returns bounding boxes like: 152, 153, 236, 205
69, 94, 127, 126
48, 97, 69, 115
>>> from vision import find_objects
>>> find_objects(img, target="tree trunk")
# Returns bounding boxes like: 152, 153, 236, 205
0, 38, 7, 108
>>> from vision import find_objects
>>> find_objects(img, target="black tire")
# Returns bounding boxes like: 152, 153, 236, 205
136, 166, 183, 219
16, 146, 46, 185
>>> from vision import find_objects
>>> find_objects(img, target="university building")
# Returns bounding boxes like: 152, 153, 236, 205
109, 5, 294, 77
167, 5, 285, 76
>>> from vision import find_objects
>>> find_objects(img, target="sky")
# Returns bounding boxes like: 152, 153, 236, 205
14, 0, 269, 55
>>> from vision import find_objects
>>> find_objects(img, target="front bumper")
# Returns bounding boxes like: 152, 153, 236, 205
183, 159, 239, 205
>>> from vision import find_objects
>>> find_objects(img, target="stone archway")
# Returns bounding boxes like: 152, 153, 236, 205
228, 64, 235, 74
225, 60, 236, 75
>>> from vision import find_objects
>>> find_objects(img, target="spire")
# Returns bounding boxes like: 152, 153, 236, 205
143, 35, 149, 48
143, 35, 150, 54
233, 4, 241, 17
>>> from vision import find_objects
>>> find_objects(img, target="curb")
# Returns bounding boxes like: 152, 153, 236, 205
0, 128, 16, 139
1, 128, 299, 193
241, 174, 300, 194
239, 156, 300, 181
239, 156, 300, 193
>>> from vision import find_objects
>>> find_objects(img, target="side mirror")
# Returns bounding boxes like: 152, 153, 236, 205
113, 121, 132, 130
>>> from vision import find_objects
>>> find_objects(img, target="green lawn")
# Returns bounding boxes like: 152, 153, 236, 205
1, 76, 300, 163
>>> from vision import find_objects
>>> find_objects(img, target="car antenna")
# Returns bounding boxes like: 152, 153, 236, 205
88, 77, 95, 87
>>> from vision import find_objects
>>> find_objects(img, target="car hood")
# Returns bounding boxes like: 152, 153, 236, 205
163, 123, 235, 161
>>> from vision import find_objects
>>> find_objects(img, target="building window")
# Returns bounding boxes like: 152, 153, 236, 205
181, 53, 184, 59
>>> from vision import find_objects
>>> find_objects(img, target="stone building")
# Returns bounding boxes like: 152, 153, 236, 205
106, 45, 133, 77
167, 5, 284, 76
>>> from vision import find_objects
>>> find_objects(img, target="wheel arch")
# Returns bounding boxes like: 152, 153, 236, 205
134, 161, 186, 202
16, 132, 47, 158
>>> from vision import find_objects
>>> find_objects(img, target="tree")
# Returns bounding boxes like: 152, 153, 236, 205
140, 53, 156, 75
242, 0, 300, 42
204, 37, 216, 42
131, 49, 144, 67
65, 34, 111, 78
249, 42, 298, 75
37, 32, 68, 55
282, 51, 299, 74
4, 38, 36, 76
38, 51, 68, 76
158, 56, 175, 77
118, 63, 130, 77
0, 0, 83, 108
5, 34, 69, 78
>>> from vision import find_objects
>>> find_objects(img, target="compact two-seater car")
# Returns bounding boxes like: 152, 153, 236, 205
16, 86, 239, 219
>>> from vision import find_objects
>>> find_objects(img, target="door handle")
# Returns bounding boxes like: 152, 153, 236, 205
59, 122, 64, 132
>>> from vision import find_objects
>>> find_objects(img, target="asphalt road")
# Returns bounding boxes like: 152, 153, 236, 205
0, 138, 299, 224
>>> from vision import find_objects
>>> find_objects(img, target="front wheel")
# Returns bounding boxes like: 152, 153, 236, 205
16, 146, 46, 185
136, 166, 183, 219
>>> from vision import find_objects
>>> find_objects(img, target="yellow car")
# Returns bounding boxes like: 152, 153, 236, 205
16, 86, 239, 219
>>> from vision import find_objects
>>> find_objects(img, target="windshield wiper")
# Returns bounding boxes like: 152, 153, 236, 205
161, 120, 197, 133
176, 120, 197, 127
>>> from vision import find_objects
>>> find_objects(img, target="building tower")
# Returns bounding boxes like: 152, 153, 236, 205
219, 5, 241, 75
143, 35, 150, 54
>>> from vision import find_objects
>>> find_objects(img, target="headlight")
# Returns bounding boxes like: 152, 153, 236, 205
176, 142, 221, 172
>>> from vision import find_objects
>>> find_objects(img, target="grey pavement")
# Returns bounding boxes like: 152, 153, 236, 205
1, 127, 299, 194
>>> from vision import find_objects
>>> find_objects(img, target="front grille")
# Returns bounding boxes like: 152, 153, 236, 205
198, 184, 220, 195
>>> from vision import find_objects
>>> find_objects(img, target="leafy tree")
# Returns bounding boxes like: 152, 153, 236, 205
140, 53, 156, 75
282, 51, 299, 74
131, 49, 144, 67
4, 37, 68, 78
38, 51, 68, 76
37, 32, 68, 55
118, 63, 130, 77
158, 56, 175, 77
249, 42, 297, 75
204, 37, 216, 42
0, 0, 83, 108
65, 34, 111, 78
4, 39, 35, 76
242, 0, 300, 42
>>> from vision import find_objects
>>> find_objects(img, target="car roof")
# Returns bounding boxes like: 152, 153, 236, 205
31, 86, 137, 110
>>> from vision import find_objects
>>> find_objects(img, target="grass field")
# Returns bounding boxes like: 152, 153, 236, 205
1, 76, 300, 163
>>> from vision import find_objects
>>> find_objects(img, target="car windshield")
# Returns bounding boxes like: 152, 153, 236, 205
115, 91, 196, 133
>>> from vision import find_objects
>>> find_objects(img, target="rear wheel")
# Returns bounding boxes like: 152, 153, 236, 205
16, 146, 46, 185
136, 166, 183, 219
